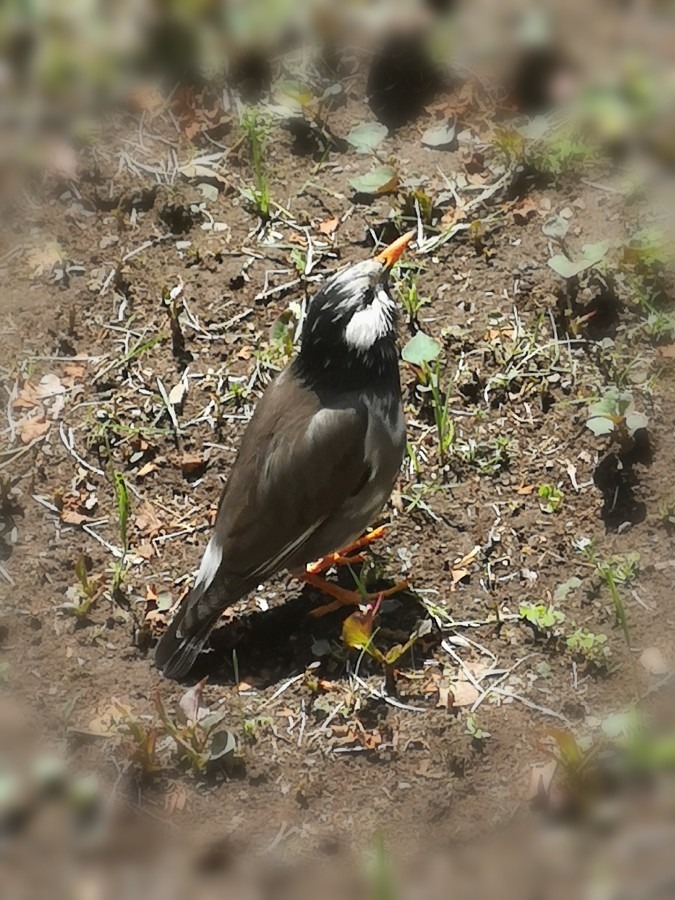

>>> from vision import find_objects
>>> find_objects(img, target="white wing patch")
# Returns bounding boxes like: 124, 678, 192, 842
194, 536, 222, 590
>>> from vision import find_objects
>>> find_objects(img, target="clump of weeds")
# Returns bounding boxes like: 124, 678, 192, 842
342, 594, 432, 696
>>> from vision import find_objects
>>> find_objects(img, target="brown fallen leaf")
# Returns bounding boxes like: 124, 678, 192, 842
485, 326, 516, 342
527, 760, 558, 804
516, 482, 536, 495
450, 679, 480, 707
658, 344, 675, 359
181, 452, 208, 477
136, 542, 155, 560
164, 784, 188, 816
17, 414, 51, 444
86, 699, 132, 736
136, 461, 158, 478
317, 216, 339, 236
63, 363, 87, 381
512, 196, 538, 225
60, 507, 93, 526
134, 500, 163, 538
12, 383, 39, 410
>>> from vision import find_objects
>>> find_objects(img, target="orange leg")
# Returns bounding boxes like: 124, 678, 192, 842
299, 572, 409, 618
305, 526, 389, 575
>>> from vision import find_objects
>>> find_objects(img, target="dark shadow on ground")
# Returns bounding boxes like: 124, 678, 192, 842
190, 578, 433, 688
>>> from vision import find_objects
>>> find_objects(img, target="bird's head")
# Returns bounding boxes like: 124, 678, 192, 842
298, 231, 415, 381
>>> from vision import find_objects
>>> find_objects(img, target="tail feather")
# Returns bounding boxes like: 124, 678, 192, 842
155, 587, 222, 680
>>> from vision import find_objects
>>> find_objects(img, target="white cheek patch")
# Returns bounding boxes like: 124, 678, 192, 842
344, 285, 394, 351
194, 536, 222, 590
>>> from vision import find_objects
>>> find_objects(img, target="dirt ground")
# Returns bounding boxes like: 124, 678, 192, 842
2, 49, 675, 889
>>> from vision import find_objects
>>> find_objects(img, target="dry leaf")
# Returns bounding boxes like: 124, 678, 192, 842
63, 363, 86, 381
436, 684, 452, 709
516, 482, 536, 495
27, 243, 62, 278
168, 381, 187, 406
164, 784, 188, 816
181, 452, 208, 476
37, 373, 66, 399
87, 699, 132, 736
17, 415, 51, 444
512, 196, 538, 225
134, 501, 163, 538
12, 383, 39, 410
136, 461, 158, 478
451, 567, 470, 585
450, 680, 480, 707
639, 646, 670, 676
658, 344, 675, 359
136, 542, 155, 560
60, 507, 93, 526
485, 326, 516, 342
527, 760, 558, 803
317, 216, 339, 236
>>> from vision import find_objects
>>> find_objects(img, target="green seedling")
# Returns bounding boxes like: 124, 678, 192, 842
465, 713, 491, 745
519, 602, 565, 639
241, 106, 272, 219
577, 542, 638, 657
273, 79, 342, 152
342, 596, 432, 696
117, 707, 163, 775
402, 332, 456, 469
586, 388, 648, 440
544, 726, 604, 811
155, 679, 239, 775
566, 628, 612, 671
526, 126, 600, 181
367, 832, 399, 900
395, 268, 427, 329
61, 556, 104, 620
538, 483, 563, 514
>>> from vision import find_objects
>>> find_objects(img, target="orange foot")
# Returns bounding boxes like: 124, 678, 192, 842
305, 526, 389, 575
300, 572, 409, 618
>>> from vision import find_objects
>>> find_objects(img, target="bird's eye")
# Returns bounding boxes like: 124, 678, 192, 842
362, 286, 375, 307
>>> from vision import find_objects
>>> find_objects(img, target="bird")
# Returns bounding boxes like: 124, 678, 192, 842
155, 230, 415, 679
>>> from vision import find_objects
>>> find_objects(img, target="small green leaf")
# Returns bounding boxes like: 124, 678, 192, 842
542, 215, 569, 241
548, 255, 591, 278
350, 165, 399, 196
581, 240, 610, 265
269, 309, 295, 347
401, 332, 442, 366
586, 416, 616, 436
342, 609, 374, 651
346, 122, 388, 154
548, 240, 609, 278
421, 121, 456, 148
625, 411, 648, 435
554, 576, 582, 601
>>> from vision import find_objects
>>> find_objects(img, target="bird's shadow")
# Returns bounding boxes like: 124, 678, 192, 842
187, 581, 433, 688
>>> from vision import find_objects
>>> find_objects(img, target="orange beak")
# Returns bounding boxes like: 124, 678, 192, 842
374, 229, 416, 269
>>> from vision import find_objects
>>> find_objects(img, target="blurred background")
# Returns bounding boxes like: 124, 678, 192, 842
2, 2, 675, 898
